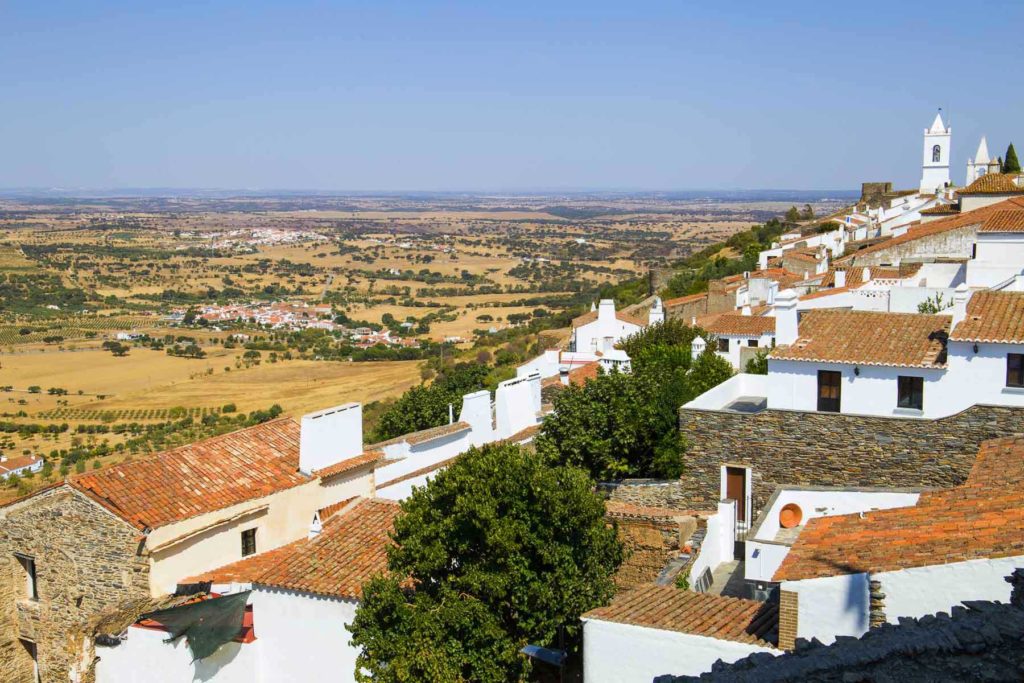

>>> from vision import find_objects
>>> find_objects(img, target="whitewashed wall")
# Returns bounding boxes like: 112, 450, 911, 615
766, 359, 946, 417
95, 588, 362, 683
96, 627, 259, 683
714, 332, 773, 370
683, 373, 768, 411
968, 234, 1024, 287
782, 573, 869, 644
878, 555, 1024, 622
582, 620, 777, 682
751, 490, 920, 543
689, 500, 734, 585
375, 430, 470, 487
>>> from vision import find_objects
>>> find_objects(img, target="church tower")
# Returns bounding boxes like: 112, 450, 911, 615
920, 111, 951, 194
966, 136, 990, 185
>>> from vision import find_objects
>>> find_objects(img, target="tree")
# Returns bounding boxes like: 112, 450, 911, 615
745, 349, 769, 375
784, 205, 801, 222
537, 321, 733, 480
371, 362, 490, 441
1005, 143, 1021, 174
918, 293, 951, 314
101, 341, 130, 357
349, 444, 622, 682
800, 204, 814, 220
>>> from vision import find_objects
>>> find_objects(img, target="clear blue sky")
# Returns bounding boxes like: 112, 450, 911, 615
2, 0, 1021, 192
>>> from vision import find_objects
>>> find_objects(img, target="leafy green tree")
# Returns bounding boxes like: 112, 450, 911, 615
372, 362, 490, 441
349, 444, 622, 682
537, 321, 733, 480
744, 349, 769, 375
1005, 143, 1021, 174
785, 205, 801, 222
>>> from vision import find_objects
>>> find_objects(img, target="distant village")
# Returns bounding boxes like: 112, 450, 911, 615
4, 113, 1024, 682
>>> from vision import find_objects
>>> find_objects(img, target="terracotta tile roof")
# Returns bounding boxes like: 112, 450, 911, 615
377, 455, 460, 489
502, 423, 542, 443
957, 173, 1024, 196
836, 197, 1024, 263
798, 286, 852, 301
774, 436, 1024, 582
783, 248, 823, 264
978, 209, 1024, 233
950, 290, 1024, 343
703, 314, 775, 336
367, 421, 471, 450
571, 309, 646, 328
663, 292, 708, 309
186, 498, 400, 599
69, 419, 310, 530
769, 310, 950, 368
0, 454, 42, 475
318, 496, 359, 521
920, 203, 960, 215
568, 361, 600, 385
582, 584, 777, 647
315, 450, 382, 479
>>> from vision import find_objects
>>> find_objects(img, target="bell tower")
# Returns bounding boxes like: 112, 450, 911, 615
920, 110, 951, 194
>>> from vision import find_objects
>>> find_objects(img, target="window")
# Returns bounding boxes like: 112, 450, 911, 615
932, 144, 941, 163
817, 370, 841, 412
1008, 354, 1024, 388
748, 339, 759, 348
15, 555, 37, 600
241, 529, 257, 557
897, 376, 924, 411
718, 338, 730, 352
20, 639, 39, 683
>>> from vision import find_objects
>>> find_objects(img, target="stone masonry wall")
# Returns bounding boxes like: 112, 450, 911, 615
0, 487, 150, 683
609, 404, 1024, 520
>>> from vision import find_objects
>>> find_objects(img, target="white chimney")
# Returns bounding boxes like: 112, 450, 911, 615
691, 335, 707, 360
834, 269, 846, 288
775, 289, 800, 346
299, 402, 363, 475
951, 283, 970, 327
308, 511, 323, 540
458, 390, 494, 445
597, 299, 616, 324
741, 304, 752, 316
862, 267, 871, 283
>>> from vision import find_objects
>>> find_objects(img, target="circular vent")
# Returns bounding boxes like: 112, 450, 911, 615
779, 503, 803, 529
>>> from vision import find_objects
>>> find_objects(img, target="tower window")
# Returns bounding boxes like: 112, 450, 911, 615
932, 145, 941, 163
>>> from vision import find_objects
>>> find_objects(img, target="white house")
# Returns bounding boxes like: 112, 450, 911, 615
770, 436, 1024, 646
0, 454, 43, 478
568, 299, 646, 355
92, 498, 400, 683
581, 585, 779, 682
699, 314, 775, 369
957, 173, 1024, 212
965, 209, 1024, 288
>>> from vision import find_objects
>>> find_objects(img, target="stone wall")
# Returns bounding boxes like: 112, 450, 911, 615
665, 294, 709, 324
845, 225, 975, 266
610, 404, 1024, 519
605, 502, 698, 591
0, 486, 150, 683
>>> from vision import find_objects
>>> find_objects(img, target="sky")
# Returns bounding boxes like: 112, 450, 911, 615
1, 0, 1022, 192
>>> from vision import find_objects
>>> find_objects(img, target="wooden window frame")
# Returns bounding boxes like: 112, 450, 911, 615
241, 528, 257, 558
897, 375, 924, 411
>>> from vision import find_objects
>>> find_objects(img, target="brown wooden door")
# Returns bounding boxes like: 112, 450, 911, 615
726, 467, 746, 521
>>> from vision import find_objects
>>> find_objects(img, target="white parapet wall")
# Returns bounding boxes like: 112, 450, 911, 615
781, 573, 870, 644
582, 619, 777, 682
689, 499, 734, 587
684, 373, 768, 411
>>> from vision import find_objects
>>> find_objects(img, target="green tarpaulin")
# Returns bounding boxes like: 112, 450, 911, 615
142, 590, 250, 661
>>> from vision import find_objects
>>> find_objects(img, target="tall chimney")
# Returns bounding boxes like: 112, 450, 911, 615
834, 269, 846, 288
775, 289, 800, 346
951, 283, 971, 328
691, 335, 707, 360
299, 403, 363, 475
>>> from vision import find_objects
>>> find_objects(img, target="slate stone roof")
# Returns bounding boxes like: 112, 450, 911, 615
69, 418, 312, 530
703, 315, 776, 336
186, 497, 400, 600
957, 173, 1024, 195
582, 584, 778, 647
774, 436, 1024, 582
769, 310, 950, 369
978, 209, 1024, 233
659, 598, 1024, 683
950, 291, 1024, 343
